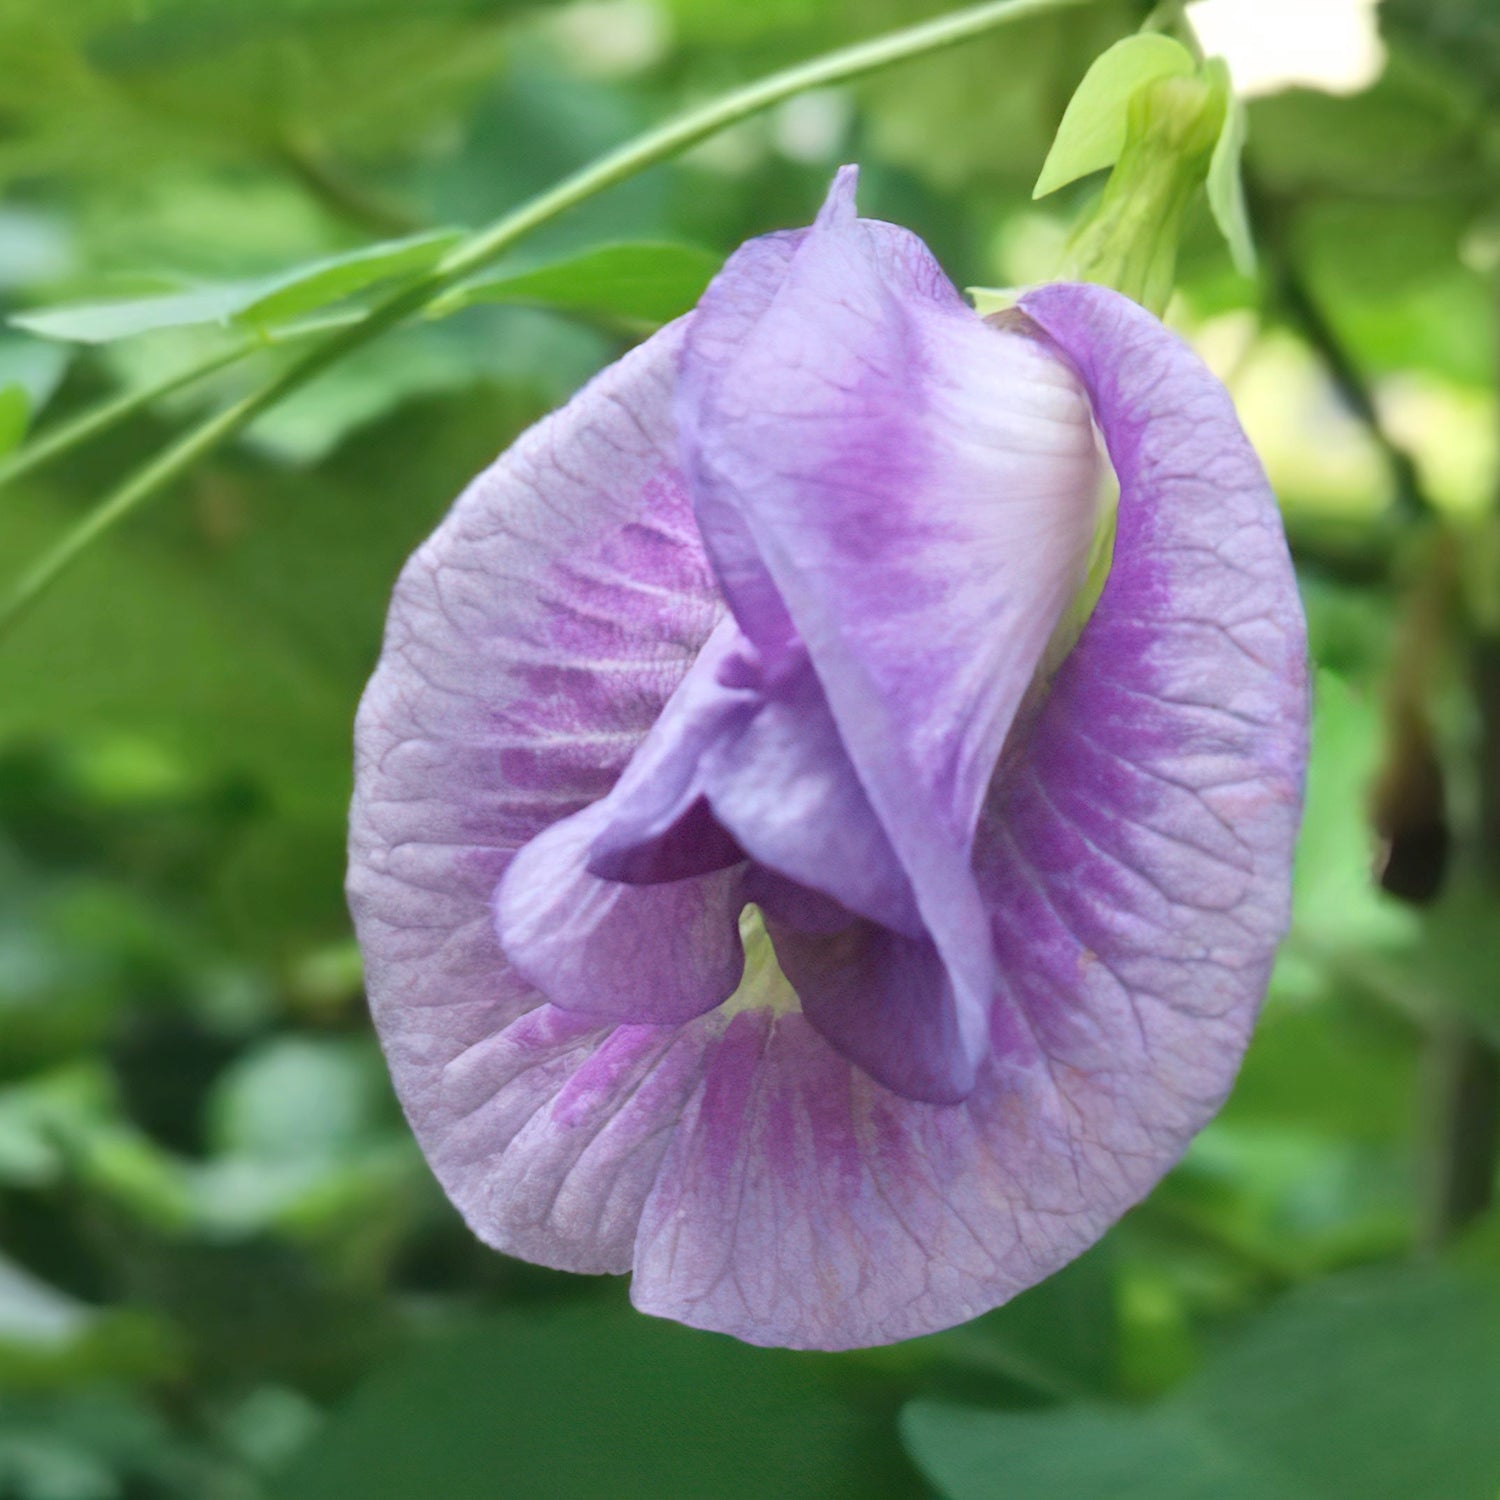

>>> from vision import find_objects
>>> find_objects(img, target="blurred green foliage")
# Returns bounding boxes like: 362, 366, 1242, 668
1, 0, 1498, 1496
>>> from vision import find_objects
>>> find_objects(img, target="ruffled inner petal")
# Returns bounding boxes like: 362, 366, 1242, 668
494, 797, 748, 1026
679, 167, 1104, 851
582, 617, 754, 886
585, 616, 922, 939
674, 231, 807, 674
525, 172, 1113, 1089
764, 912, 975, 1103
674, 166, 1107, 1091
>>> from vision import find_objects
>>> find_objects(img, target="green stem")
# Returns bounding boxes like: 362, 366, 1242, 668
1421, 1019, 1500, 1250
1421, 279, 1500, 1244
1412, 280, 1500, 1251
434, 0, 1091, 285
1249, 174, 1433, 523
275, 132, 424, 238
0, 0, 1098, 640
1138, 0, 1201, 60
0, 344, 253, 493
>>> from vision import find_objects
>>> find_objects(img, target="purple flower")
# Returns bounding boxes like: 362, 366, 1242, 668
348, 167, 1307, 1350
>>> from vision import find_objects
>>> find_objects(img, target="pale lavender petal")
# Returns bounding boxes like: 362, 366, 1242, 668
694, 656, 920, 935
973, 278, 1308, 1116
764, 916, 972, 1103
631, 1012, 1107, 1349
579, 618, 754, 885
672, 230, 806, 670
494, 801, 747, 1024
583, 617, 920, 936
348, 322, 730, 1267
628, 282, 1307, 1349
677, 166, 1106, 1090
433, 1006, 718, 1274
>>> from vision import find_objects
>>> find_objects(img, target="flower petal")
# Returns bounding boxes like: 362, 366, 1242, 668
576, 619, 755, 886
973, 278, 1308, 1110
583, 617, 920, 937
432, 1006, 717, 1274
348, 321, 728, 1263
630, 1012, 1105, 1349
675, 230, 806, 669
677, 167, 1105, 1095
764, 915, 972, 1103
495, 801, 747, 1024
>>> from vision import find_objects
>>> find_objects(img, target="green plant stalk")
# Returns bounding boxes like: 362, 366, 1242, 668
0, 343, 253, 493
1423, 275, 1500, 1246
1139, 0, 1203, 60
0, 0, 1099, 639
1421, 1018, 1500, 1250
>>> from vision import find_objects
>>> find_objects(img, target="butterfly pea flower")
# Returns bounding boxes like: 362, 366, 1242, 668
348, 166, 1307, 1350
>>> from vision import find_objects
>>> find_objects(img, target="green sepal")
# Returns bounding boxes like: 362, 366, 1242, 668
1057, 69, 1227, 314
1203, 57, 1257, 276
1032, 33, 1198, 199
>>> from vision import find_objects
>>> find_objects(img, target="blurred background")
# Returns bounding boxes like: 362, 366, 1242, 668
1, 0, 1498, 1495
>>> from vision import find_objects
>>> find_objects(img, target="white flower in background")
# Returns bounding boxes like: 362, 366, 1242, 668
1188, 0, 1385, 97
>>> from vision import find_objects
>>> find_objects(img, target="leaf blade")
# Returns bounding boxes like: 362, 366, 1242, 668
0, 385, 29, 457
9, 230, 465, 345
274, 1302, 919, 1500
429, 240, 723, 325
234, 228, 465, 329
11, 286, 250, 345
903, 1266, 1500, 1500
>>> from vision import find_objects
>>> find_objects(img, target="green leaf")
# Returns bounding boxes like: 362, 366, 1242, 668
9, 230, 463, 345
0, 1254, 90, 1349
1220, 999, 1415, 1147
274, 1301, 920, 1500
903, 1265, 1500, 1499
11, 286, 251, 345
206, 1036, 391, 1162
1204, 59, 1256, 276
1032, 33, 1198, 199
0, 1253, 174, 1389
429, 241, 723, 325
0, 384, 28, 457
0, 1065, 115, 1191
235, 229, 464, 329
933, 1244, 1119, 1399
